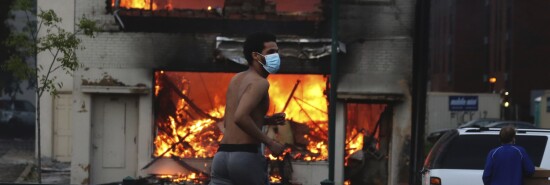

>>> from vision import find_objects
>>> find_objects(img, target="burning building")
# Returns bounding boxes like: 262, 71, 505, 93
37, 0, 416, 184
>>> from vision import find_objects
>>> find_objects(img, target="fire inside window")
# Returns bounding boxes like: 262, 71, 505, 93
112, 0, 321, 14
154, 71, 330, 161
152, 71, 387, 184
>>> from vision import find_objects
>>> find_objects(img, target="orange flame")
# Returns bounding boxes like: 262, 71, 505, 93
157, 172, 206, 183
113, 0, 158, 10
267, 75, 329, 161
154, 72, 330, 161
154, 110, 224, 158
344, 128, 364, 166
268, 75, 328, 123
154, 71, 162, 96
270, 174, 282, 183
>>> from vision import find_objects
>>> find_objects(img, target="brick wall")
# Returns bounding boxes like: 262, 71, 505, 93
429, 0, 489, 93
78, 33, 214, 68
75, 0, 119, 31
338, 0, 414, 96
511, 0, 550, 121
429, 0, 550, 121
340, 0, 415, 40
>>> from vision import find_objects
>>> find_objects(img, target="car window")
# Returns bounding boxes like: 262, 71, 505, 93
424, 129, 459, 168
13, 101, 34, 112
474, 121, 493, 127
23, 101, 35, 112
0, 100, 15, 110
459, 119, 499, 128
14, 101, 26, 111
515, 123, 536, 129
0, 100, 8, 109
489, 122, 537, 129
428, 134, 547, 170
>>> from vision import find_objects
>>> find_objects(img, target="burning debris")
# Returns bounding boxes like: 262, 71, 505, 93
151, 71, 332, 183
150, 71, 384, 184
111, 0, 322, 14
141, 157, 209, 185
344, 104, 389, 185
114, 0, 159, 10
153, 71, 331, 160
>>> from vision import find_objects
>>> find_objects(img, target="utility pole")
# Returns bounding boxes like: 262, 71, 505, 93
323, 0, 339, 184
410, 0, 430, 184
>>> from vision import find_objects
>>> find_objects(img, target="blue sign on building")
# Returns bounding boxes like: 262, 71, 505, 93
449, 96, 479, 111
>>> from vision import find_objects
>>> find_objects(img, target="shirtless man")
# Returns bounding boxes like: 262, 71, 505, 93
209, 33, 285, 185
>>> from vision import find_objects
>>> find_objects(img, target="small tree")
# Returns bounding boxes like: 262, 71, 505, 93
3, 0, 100, 182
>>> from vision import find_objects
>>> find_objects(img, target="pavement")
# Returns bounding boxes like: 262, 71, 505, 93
0, 138, 71, 184
0, 138, 34, 183
0, 124, 71, 184
41, 161, 70, 184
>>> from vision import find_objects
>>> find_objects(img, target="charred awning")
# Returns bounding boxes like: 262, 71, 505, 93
108, 0, 325, 34
336, 38, 412, 101
112, 8, 324, 35
337, 72, 405, 102
215, 36, 346, 74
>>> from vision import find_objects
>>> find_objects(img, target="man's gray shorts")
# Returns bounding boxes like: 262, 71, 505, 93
209, 144, 268, 185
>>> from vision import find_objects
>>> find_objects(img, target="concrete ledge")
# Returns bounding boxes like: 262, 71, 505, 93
81, 85, 150, 94
14, 163, 33, 183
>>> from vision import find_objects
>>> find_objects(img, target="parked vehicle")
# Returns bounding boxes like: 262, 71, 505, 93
457, 118, 501, 128
0, 99, 36, 126
427, 118, 501, 143
485, 121, 537, 129
422, 128, 550, 185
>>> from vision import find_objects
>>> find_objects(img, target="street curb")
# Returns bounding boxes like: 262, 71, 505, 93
15, 163, 33, 183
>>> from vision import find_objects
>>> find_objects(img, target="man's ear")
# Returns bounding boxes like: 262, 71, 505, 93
252, 52, 262, 62
252, 52, 258, 60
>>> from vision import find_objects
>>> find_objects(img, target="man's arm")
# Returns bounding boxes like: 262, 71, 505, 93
264, 112, 286, 125
233, 80, 283, 155
482, 150, 494, 185
521, 148, 536, 176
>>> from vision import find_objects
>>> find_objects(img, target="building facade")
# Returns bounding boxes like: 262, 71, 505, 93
37, 0, 416, 184
429, 0, 550, 122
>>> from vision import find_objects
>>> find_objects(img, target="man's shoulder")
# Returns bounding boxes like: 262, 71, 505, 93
251, 78, 269, 89
247, 75, 269, 86
488, 147, 498, 154
229, 72, 243, 82
233, 71, 248, 79
489, 146, 504, 155
511, 145, 528, 152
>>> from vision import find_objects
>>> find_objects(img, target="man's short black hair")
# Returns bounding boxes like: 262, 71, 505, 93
500, 126, 516, 144
243, 33, 276, 65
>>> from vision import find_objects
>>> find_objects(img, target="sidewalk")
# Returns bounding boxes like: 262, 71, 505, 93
0, 164, 27, 182
0, 138, 70, 184
0, 139, 34, 183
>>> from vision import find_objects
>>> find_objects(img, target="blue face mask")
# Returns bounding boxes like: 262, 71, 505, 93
257, 53, 281, 74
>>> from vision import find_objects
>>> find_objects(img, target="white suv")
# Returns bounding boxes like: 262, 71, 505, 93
422, 128, 550, 185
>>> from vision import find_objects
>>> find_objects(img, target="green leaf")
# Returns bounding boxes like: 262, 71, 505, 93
38, 9, 61, 26
77, 17, 101, 37
2, 56, 35, 80
6, 32, 33, 51
12, 0, 35, 12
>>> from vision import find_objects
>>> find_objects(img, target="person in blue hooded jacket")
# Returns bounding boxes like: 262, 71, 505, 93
483, 126, 535, 185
